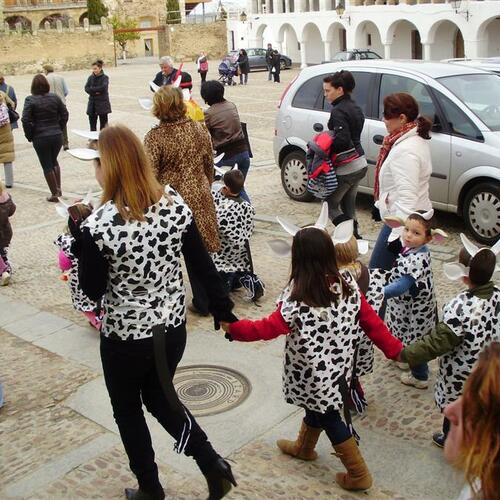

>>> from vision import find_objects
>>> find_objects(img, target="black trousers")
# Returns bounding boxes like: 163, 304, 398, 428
100, 323, 218, 493
304, 408, 351, 445
32, 134, 62, 172
185, 256, 210, 314
88, 114, 108, 131
199, 71, 207, 83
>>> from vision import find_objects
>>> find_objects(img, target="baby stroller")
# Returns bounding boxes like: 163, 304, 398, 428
218, 59, 238, 86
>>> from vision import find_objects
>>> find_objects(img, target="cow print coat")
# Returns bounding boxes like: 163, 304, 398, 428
210, 188, 255, 274
82, 186, 192, 340
434, 286, 500, 410
386, 247, 436, 346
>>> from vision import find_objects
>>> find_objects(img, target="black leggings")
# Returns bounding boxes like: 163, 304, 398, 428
88, 114, 108, 131
100, 323, 218, 494
32, 134, 62, 172
304, 408, 351, 445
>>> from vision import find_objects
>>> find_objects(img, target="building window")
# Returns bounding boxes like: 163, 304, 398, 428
367, 34, 372, 47
140, 20, 152, 28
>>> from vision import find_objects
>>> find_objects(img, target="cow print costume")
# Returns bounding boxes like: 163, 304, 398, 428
279, 274, 362, 413
386, 248, 436, 346
210, 188, 255, 274
54, 233, 101, 314
434, 286, 500, 410
82, 186, 192, 340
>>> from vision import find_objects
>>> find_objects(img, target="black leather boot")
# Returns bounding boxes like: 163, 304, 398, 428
203, 458, 237, 500
353, 220, 363, 240
124, 487, 165, 500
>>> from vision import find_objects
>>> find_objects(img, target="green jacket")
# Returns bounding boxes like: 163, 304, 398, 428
400, 282, 495, 366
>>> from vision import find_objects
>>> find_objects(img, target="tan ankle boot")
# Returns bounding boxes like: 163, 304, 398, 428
333, 437, 372, 491
276, 420, 322, 461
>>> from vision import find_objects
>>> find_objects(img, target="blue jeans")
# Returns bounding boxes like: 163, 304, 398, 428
369, 223, 397, 270
267, 63, 273, 80
304, 408, 351, 445
217, 151, 251, 203
411, 363, 429, 381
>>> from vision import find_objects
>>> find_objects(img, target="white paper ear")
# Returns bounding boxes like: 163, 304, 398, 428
72, 129, 99, 141
421, 208, 434, 221
314, 202, 329, 230
213, 152, 225, 164
332, 219, 354, 245
67, 148, 100, 161
490, 239, 500, 256
55, 201, 70, 219
443, 262, 469, 281
432, 228, 448, 244
268, 239, 292, 257
214, 165, 226, 176
182, 88, 190, 101
357, 239, 370, 255
81, 191, 95, 208
460, 233, 480, 258
233, 163, 239, 171
139, 98, 153, 110
384, 216, 405, 229
394, 202, 434, 221
276, 216, 301, 237
149, 81, 160, 93
173, 74, 182, 88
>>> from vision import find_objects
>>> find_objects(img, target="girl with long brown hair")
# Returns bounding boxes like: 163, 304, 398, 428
221, 208, 403, 492
69, 124, 237, 500
443, 342, 500, 500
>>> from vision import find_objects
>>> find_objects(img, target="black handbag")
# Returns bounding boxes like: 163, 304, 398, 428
7, 105, 19, 123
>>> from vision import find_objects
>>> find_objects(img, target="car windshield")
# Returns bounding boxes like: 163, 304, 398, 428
437, 74, 500, 131
332, 52, 348, 61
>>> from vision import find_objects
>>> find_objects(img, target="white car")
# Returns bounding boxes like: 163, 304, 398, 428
274, 60, 500, 244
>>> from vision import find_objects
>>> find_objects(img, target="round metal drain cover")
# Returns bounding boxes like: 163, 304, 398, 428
173, 365, 251, 417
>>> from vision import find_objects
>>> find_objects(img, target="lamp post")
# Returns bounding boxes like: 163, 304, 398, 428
450, 0, 470, 21
335, 1, 351, 25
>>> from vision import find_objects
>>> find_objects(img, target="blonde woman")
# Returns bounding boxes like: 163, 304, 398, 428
0, 91, 15, 188
144, 85, 220, 316
72, 125, 237, 500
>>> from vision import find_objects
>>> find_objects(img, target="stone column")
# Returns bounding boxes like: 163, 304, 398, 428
324, 40, 331, 61
375, 0, 385, 5
285, 0, 290, 11
423, 42, 432, 60
275, 0, 284, 13
384, 43, 392, 59
300, 41, 307, 68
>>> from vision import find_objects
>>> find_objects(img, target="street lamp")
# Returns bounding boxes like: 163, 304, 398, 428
335, 1, 351, 25
240, 11, 248, 22
450, 0, 470, 21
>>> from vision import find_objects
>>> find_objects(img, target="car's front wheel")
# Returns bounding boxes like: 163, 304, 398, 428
280, 151, 313, 202
463, 181, 500, 245
280, 60, 287, 71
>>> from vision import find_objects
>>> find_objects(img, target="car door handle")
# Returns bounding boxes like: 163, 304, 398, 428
313, 123, 324, 132
373, 135, 384, 145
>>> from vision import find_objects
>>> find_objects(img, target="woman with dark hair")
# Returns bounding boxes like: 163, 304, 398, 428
85, 59, 111, 131
71, 124, 237, 500
236, 49, 249, 85
322, 71, 367, 237
201, 80, 251, 202
22, 73, 68, 202
144, 85, 220, 316
369, 92, 432, 270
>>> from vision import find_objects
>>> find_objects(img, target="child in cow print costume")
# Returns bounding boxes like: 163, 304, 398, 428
399, 234, 500, 448
334, 234, 389, 413
383, 210, 447, 389
54, 201, 103, 330
210, 169, 256, 293
222, 205, 403, 492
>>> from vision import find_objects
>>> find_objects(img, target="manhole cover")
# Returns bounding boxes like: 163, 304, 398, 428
173, 365, 251, 417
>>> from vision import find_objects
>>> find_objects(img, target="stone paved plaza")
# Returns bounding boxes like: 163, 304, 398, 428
0, 61, 469, 499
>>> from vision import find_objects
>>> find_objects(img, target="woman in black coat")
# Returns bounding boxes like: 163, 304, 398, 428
271, 50, 281, 83
84, 59, 111, 131
237, 49, 249, 85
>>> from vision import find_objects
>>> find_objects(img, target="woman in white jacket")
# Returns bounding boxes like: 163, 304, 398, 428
369, 92, 433, 270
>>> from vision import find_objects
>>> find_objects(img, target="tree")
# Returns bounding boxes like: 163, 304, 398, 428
166, 0, 181, 24
110, 16, 140, 61
88, 0, 108, 25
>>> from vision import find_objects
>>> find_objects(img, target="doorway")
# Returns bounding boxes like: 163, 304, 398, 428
144, 38, 153, 57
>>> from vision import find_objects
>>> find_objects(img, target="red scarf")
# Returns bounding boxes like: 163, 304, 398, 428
373, 122, 416, 200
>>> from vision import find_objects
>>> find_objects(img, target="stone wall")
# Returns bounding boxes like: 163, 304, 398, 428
0, 28, 114, 75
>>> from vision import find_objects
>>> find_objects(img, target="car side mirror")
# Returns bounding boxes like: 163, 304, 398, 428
313, 123, 324, 132
432, 121, 442, 132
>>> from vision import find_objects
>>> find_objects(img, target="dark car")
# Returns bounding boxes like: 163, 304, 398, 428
330, 49, 382, 62
229, 49, 292, 71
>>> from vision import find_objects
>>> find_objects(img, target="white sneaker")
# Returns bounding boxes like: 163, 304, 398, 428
0, 272, 10, 286
395, 361, 409, 371
400, 372, 428, 389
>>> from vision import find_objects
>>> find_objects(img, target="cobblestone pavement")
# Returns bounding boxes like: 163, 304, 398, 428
0, 61, 467, 499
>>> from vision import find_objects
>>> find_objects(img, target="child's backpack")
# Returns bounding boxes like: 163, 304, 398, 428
239, 241, 265, 303
306, 130, 338, 200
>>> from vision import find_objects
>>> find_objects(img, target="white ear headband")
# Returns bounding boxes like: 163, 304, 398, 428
383, 212, 448, 244
149, 81, 160, 92
67, 148, 99, 161
460, 233, 500, 258
55, 191, 95, 219
395, 202, 434, 221
139, 98, 153, 111
72, 129, 99, 141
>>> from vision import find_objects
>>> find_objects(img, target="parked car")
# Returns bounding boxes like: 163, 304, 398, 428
442, 58, 500, 76
274, 60, 500, 244
330, 49, 382, 62
228, 49, 292, 71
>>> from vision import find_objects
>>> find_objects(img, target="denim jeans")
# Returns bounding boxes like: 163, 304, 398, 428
326, 167, 367, 222
369, 223, 397, 271
217, 151, 251, 203
304, 408, 351, 445
267, 63, 273, 80
411, 362, 429, 381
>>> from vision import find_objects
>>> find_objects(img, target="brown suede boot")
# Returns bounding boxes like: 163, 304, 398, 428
43, 169, 59, 202
333, 437, 372, 491
276, 420, 322, 461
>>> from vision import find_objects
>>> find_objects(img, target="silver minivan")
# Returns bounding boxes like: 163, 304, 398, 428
274, 60, 500, 244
